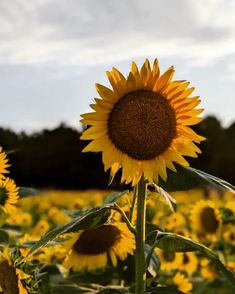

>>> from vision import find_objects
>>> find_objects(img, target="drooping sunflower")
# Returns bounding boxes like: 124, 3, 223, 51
0, 147, 9, 179
62, 222, 135, 271
0, 248, 29, 294
0, 177, 19, 214
81, 59, 204, 185
190, 200, 222, 242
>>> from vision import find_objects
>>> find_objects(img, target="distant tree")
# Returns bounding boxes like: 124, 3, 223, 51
0, 116, 234, 188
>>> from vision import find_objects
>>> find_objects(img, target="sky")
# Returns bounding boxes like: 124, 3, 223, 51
0, 0, 235, 132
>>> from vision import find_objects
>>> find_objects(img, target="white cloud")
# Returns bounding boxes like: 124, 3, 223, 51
0, 0, 234, 68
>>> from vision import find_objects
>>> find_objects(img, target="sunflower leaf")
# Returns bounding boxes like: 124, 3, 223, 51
148, 184, 177, 212
104, 190, 129, 204
155, 231, 235, 287
19, 186, 40, 197
145, 244, 160, 277
24, 205, 113, 260
158, 164, 235, 192
0, 229, 9, 243
156, 232, 196, 252
0, 207, 7, 227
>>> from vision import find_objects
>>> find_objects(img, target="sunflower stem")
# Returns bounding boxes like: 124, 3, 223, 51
135, 176, 147, 294
130, 186, 137, 223
112, 203, 136, 236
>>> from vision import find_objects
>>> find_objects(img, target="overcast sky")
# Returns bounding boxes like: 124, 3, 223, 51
0, 0, 235, 132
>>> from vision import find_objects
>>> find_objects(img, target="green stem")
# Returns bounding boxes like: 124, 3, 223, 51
112, 204, 136, 236
135, 176, 147, 294
130, 186, 137, 223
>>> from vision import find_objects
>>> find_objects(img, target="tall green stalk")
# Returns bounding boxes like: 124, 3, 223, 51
135, 176, 147, 293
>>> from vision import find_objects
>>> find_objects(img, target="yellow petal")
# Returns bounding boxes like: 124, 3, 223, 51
178, 116, 203, 126
127, 72, 136, 92
95, 84, 116, 101
154, 66, 175, 92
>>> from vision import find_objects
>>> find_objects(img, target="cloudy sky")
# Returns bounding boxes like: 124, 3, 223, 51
0, 0, 235, 132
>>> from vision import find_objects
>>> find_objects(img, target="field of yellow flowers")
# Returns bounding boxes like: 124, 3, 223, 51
1, 185, 235, 293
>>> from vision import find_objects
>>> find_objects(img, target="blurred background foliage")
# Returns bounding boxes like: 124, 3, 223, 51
0, 115, 235, 189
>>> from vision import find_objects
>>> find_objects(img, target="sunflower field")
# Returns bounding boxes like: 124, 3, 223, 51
1, 59, 235, 293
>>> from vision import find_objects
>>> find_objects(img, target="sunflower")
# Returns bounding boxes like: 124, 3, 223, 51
179, 252, 198, 274
38, 245, 66, 266
62, 222, 135, 271
155, 248, 183, 271
190, 200, 222, 242
223, 225, 235, 246
81, 59, 204, 185
0, 177, 19, 214
0, 147, 9, 179
200, 258, 218, 280
163, 212, 186, 230
172, 272, 193, 293
0, 248, 29, 294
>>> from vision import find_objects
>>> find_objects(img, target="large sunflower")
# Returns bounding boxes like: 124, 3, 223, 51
0, 177, 19, 214
81, 59, 204, 185
62, 222, 135, 271
0, 147, 9, 179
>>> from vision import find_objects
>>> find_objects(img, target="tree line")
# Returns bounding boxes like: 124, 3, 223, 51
0, 116, 234, 189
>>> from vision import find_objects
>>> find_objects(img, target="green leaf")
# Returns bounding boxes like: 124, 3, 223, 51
158, 164, 235, 192
104, 190, 129, 204
155, 231, 235, 287
148, 184, 177, 212
24, 204, 113, 260
219, 207, 235, 223
193, 279, 235, 294
0, 229, 9, 243
0, 207, 7, 227
145, 244, 160, 277
19, 187, 40, 197
156, 232, 196, 252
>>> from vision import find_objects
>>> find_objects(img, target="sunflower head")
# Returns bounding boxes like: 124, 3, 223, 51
155, 248, 183, 271
62, 222, 135, 271
0, 177, 19, 214
81, 59, 205, 185
190, 200, 222, 241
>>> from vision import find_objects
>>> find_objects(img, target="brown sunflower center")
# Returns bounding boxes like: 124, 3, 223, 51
0, 187, 7, 206
73, 225, 121, 255
0, 260, 19, 294
108, 90, 176, 160
183, 253, 189, 265
200, 207, 219, 233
